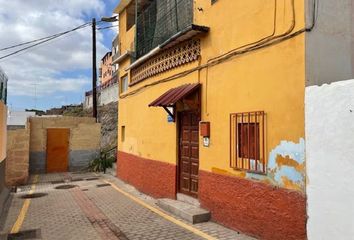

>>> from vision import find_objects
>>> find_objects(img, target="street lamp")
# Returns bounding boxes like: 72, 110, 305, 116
101, 16, 118, 22
92, 16, 118, 122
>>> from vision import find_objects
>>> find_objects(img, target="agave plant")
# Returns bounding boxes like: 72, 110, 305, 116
88, 149, 115, 173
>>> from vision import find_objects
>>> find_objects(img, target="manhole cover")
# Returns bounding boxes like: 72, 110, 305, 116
20, 193, 47, 199
51, 180, 65, 184
86, 177, 99, 181
71, 178, 83, 182
55, 184, 77, 190
6, 229, 41, 240
96, 183, 111, 188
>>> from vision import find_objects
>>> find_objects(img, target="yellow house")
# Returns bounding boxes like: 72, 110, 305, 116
114, 0, 312, 239
0, 67, 8, 215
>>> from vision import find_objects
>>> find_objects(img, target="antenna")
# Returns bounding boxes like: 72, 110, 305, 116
31, 83, 38, 109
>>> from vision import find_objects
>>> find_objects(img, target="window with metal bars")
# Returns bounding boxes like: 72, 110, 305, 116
230, 111, 266, 174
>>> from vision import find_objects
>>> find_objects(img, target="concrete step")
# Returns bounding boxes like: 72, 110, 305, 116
157, 198, 211, 224
177, 193, 200, 207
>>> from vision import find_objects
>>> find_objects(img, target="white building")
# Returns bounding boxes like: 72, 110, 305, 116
7, 110, 36, 129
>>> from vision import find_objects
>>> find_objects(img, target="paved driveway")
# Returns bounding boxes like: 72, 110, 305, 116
0, 172, 254, 240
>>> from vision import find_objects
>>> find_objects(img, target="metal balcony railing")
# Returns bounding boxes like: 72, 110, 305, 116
136, 0, 193, 59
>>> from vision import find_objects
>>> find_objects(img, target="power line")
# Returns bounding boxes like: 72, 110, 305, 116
0, 23, 92, 63
97, 25, 118, 30
0, 22, 92, 60
0, 22, 92, 52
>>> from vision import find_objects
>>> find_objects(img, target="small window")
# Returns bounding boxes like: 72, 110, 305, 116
121, 126, 125, 142
120, 75, 128, 93
230, 111, 266, 173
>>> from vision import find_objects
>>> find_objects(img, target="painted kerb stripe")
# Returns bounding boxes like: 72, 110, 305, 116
11, 175, 39, 234
104, 180, 217, 240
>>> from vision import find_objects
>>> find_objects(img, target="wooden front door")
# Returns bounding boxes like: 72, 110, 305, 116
178, 111, 200, 198
46, 128, 69, 173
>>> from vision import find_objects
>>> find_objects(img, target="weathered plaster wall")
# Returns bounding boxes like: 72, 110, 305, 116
100, 83, 119, 106
29, 117, 100, 173
306, 79, 354, 239
6, 126, 30, 186
200, 171, 306, 240
84, 94, 93, 109
117, 151, 176, 199
246, 138, 306, 192
69, 122, 101, 171
306, 0, 354, 86
84, 84, 119, 109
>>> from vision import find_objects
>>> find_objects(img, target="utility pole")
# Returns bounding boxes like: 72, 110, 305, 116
92, 18, 98, 122
92, 16, 118, 122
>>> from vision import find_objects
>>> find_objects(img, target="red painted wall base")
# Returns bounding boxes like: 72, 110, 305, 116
116, 152, 306, 239
199, 170, 307, 240
117, 151, 176, 199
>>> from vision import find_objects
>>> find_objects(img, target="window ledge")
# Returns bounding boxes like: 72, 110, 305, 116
112, 51, 132, 65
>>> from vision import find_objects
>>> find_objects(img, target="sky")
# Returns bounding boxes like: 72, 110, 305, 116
0, 0, 120, 111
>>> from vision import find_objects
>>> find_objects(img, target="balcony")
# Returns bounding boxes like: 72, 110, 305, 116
112, 50, 121, 64
135, 0, 208, 59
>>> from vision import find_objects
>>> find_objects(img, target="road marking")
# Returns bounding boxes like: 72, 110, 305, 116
71, 187, 127, 240
11, 175, 39, 234
104, 180, 217, 240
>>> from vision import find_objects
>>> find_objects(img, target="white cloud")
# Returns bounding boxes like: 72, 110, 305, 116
8, 76, 89, 97
0, 0, 110, 100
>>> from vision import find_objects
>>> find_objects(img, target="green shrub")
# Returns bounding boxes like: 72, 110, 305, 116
88, 150, 115, 173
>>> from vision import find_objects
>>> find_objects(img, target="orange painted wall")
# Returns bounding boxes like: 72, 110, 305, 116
0, 102, 7, 163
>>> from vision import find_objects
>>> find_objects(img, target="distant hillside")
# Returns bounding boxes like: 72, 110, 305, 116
46, 104, 90, 117
25, 109, 46, 116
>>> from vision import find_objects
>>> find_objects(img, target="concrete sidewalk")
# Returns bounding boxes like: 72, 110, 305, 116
0, 172, 255, 240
